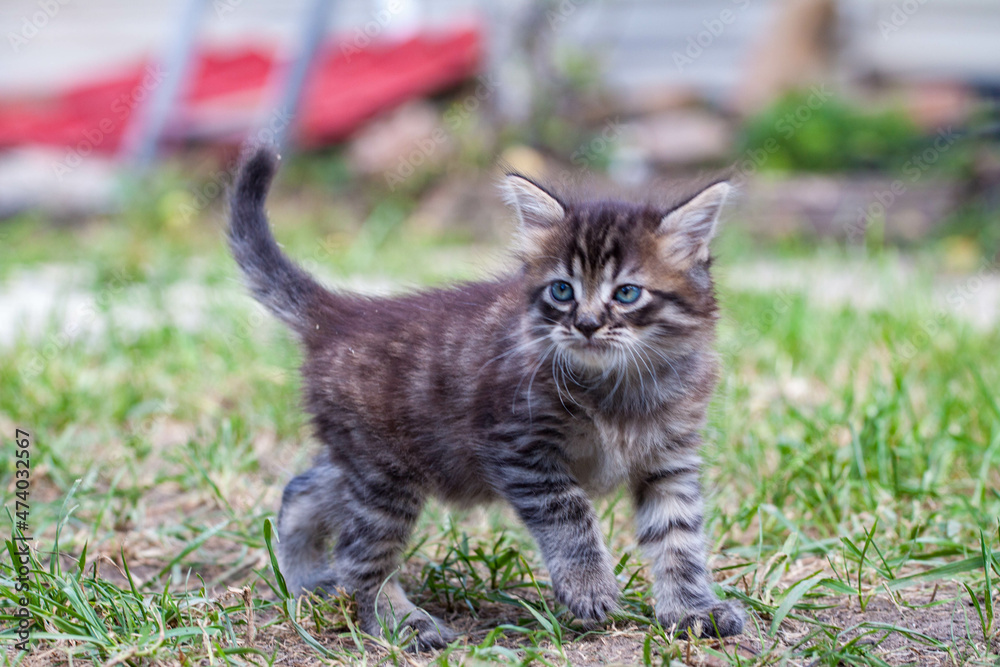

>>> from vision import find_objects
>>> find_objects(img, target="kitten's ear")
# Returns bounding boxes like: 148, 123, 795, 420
657, 181, 731, 265
502, 174, 566, 231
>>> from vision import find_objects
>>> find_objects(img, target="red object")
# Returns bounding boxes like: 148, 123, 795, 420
0, 27, 480, 154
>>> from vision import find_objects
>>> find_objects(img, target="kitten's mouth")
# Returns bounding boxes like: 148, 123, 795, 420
562, 339, 615, 368
568, 338, 608, 351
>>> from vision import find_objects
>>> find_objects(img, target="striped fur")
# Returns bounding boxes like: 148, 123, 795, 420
228, 148, 744, 649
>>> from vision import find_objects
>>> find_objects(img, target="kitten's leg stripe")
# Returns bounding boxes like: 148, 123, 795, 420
632, 450, 743, 637
341, 485, 422, 521
517, 495, 593, 526
493, 439, 619, 622
635, 516, 701, 545
329, 474, 456, 650
635, 469, 702, 507
503, 475, 575, 499
336, 462, 424, 520
638, 465, 701, 490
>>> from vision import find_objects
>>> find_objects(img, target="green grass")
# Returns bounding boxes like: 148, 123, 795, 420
1, 169, 999, 666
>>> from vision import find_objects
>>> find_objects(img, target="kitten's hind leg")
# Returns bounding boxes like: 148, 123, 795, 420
333, 471, 456, 651
276, 463, 343, 595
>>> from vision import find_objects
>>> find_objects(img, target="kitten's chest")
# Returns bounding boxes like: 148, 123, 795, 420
563, 412, 666, 496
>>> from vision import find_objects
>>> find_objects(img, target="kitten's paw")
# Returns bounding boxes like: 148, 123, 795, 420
554, 568, 620, 621
362, 609, 457, 652
658, 599, 745, 638
307, 574, 341, 598
285, 572, 341, 598
399, 613, 458, 652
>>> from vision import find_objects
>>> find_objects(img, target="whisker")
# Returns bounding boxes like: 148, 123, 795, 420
514, 345, 550, 395
635, 338, 682, 386
524, 342, 558, 421
551, 350, 571, 413
604, 347, 627, 407
480, 333, 550, 374
634, 343, 661, 398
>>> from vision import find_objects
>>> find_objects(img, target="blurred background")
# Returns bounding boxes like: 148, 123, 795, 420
2, 0, 998, 241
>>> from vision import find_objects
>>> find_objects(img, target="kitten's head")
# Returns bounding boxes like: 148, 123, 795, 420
503, 173, 729, 373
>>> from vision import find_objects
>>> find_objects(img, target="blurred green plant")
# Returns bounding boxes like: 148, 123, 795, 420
738, 90, 945, 174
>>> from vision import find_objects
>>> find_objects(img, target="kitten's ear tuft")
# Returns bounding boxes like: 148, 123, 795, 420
502, 173, 565, 230
657, 181, 731, 265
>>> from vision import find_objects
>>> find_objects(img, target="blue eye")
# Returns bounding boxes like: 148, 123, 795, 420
614, 285, 642, 304
550, 281, 574, 302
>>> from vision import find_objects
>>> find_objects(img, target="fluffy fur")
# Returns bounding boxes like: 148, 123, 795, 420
228, 146, 745, 649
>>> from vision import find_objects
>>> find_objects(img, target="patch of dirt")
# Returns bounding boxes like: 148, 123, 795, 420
813, 587, 989, 664
765, 581, 995, 666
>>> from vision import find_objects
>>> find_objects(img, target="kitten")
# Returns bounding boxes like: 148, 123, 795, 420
228, 146, 745, 650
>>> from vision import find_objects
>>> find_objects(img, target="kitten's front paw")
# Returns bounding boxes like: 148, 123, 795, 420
361, 609, 457, 652
399, 613, 457, 652
658, 599, 745, 638
553, 567, 620, 621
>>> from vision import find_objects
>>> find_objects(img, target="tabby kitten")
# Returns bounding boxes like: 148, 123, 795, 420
229, 147, 745, 650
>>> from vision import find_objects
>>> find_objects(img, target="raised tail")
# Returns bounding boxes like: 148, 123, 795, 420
228, 146, 331, 335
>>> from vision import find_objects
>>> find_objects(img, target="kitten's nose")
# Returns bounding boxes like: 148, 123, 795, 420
574, 314, 602, 339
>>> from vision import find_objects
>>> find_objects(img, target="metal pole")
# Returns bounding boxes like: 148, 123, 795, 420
270, 0, 336, 152
121, 0, 206, 168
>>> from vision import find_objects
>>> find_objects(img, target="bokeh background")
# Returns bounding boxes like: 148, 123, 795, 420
1, 1, 999, 665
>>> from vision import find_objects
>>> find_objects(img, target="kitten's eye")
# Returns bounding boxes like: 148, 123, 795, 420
550, 281, 575, 302
614, 285, 642, 304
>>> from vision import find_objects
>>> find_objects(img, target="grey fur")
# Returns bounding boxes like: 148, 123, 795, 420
230, 147, 745, 650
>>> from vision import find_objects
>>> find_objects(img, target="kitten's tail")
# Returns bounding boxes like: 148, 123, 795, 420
228, 146, 332, 335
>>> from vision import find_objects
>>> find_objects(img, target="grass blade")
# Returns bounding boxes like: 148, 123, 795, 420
770, 572, 823, 636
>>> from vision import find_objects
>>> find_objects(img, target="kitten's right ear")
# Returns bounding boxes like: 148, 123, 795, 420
502, 174, 566, 231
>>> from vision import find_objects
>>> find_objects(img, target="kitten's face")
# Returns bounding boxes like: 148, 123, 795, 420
504, 176, 728, 373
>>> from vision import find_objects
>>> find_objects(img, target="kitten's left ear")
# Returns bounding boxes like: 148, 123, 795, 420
657, 181, 731, 265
